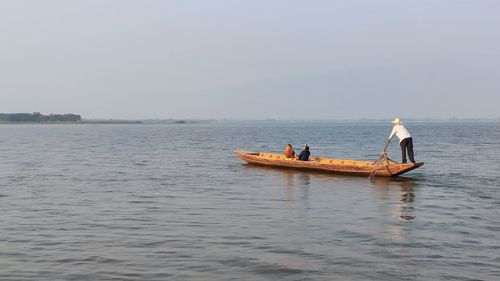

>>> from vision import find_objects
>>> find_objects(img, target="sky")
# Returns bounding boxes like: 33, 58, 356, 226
1, 0, 499, 120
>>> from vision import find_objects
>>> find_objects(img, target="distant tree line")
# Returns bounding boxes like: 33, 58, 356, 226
0, 112, 82, 122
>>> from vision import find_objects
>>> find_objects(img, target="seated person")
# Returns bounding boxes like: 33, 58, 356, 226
283, 144, 295, 158
296, 144, 310, 161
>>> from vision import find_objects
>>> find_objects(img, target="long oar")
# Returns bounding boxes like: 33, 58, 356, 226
369, 137, 392, 181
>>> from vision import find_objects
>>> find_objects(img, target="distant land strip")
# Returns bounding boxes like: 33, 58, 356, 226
0, 112, 81, 123
0, 112, 141, 124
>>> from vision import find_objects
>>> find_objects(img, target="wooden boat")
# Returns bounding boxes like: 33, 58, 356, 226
234, 150, 423, 177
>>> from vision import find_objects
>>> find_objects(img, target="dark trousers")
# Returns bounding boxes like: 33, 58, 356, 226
400, 137, 415, 163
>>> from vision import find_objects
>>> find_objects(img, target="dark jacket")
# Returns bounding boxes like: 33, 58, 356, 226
297, 150, 310, 161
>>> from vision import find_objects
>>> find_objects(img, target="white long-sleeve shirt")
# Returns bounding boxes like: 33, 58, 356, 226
389, 124, 412, 143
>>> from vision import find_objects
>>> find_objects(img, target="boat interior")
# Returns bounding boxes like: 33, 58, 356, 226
243, 151, 385, 167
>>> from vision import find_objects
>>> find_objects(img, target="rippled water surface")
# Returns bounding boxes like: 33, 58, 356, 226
1, 121, 499, 280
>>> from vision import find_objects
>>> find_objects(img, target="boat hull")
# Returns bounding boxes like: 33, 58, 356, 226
234, 150, 423, 177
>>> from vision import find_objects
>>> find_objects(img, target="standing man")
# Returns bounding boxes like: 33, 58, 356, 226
388, 118, 415, 163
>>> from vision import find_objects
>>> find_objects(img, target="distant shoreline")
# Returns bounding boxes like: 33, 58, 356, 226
0, 120, 142, 124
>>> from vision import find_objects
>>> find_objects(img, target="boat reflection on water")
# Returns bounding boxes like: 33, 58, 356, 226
283, 170, 311, 187
372, 177, 418, 221
242, 163, 312, 187
241, 163, 419, 221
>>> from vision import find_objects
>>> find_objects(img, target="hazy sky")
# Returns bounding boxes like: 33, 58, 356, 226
1, 0, 499, 119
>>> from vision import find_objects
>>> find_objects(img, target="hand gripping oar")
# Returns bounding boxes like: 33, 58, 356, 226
369, 137, 392, 181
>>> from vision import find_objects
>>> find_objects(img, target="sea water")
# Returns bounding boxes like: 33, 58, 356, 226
0, 121, 499, 280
